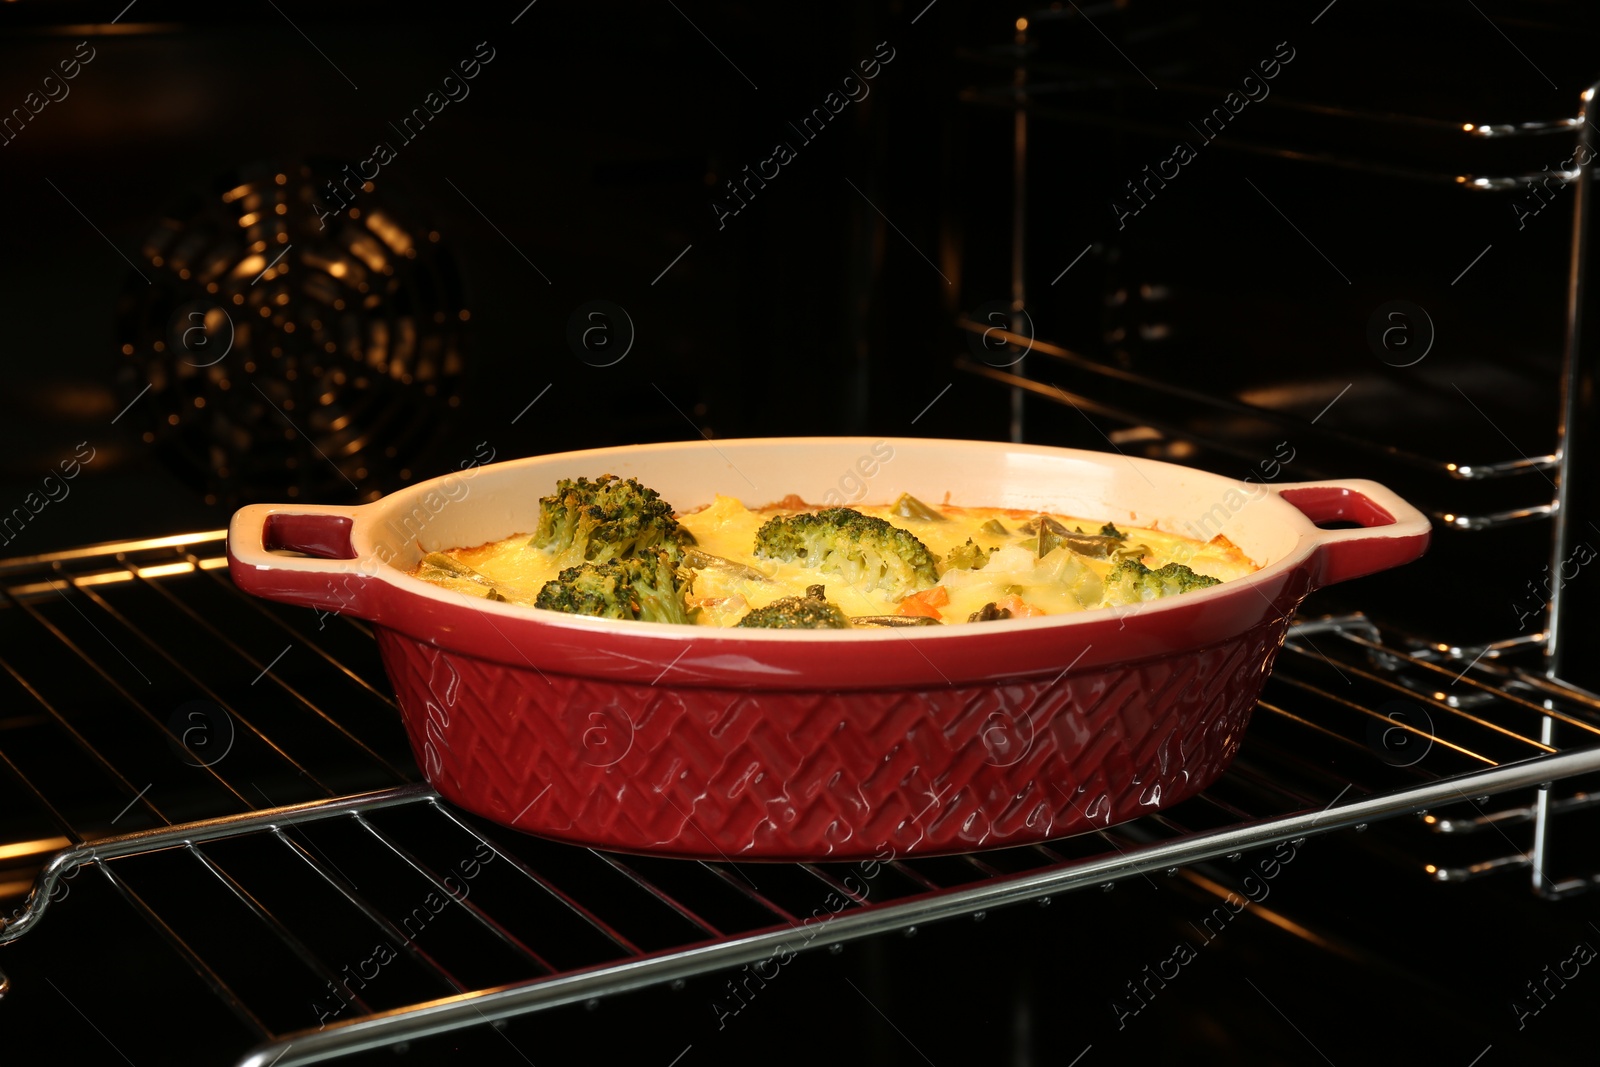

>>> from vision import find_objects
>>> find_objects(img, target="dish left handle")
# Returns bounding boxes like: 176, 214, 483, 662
226, 503, 379, 619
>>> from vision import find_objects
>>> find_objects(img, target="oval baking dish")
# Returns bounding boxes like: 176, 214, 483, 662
226, 437, 1430, 860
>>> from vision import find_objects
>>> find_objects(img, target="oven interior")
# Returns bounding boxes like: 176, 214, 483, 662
3, 2, 1600, 1065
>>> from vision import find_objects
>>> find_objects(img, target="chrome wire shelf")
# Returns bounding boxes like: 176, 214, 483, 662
952, 342, 1559, 530
1, 532, 1599, 1066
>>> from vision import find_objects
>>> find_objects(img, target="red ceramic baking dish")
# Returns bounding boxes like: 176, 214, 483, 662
226, 437, 1430, 861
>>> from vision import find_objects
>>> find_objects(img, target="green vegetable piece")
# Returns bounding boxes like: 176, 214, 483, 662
1103, 558, 1222, 603
752, 507, 938, 599
943, 539, 992, 572
736, 587, 851, 629
527, 474, 689, 569
1019, 515, 1133, 560
535, 550, 693, 624
419, 552, 489, 582
682, 547, 772, 582
850, 615, 943, 627
978, 519, 1008, 537
891, 493, 947, 522
1036, 519, 1063, 559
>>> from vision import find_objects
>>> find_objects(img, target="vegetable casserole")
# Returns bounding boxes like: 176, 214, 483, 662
412, 474, 1259, 627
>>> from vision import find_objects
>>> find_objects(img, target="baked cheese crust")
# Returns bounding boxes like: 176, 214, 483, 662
415, 492, 1258, 626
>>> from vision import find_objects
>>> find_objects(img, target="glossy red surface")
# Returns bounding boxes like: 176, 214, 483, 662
263, 512, 356, 560
226, 439, 1432, 859
375, 618, 1291, 859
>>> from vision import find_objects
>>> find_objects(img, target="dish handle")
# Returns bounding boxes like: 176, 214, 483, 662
226, 503, 379, 619
1271, 479, 1433, 589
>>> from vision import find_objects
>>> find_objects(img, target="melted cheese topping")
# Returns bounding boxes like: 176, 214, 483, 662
415, 493, 1259, 627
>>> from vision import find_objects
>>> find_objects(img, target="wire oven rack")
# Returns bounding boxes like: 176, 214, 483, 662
1, 531, 1599, 1066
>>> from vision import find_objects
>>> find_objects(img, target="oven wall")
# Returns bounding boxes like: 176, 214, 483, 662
0, 0, 978, 551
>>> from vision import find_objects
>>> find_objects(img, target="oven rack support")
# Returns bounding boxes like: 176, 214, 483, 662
1544, 78, 1600, 690
956, 12, 1591, 527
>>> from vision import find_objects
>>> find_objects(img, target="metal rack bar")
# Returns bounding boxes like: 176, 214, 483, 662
0, 531, 226, 573
0, 647, 173, 832
186, 845, 378, 1019
955, 343, 1560, 496
962, 853, 1006, 879
184, 548, 395, 706
0, 785, 430, 944
698, 861, 801, 925
231, 743, 1600, 1067
96, 862, 274, 1041
0, 581, 271, 820
271, 827, 469, 996
118, 559, 410, 782
425, 801, 644, 957
1249, 705, 1398, 776
347, 812, 557, 976
967, 88, 1589, 189
1343, 652, 1600, 745
1544, 76, 1600, 686
60, 567, 361, 794
796, 863, 870, 906
0, 744, 79, 844
1008, 15, 1028, 442
965, 35, 1582, 139
590, 854, 723, 939
886, 860, 941, 892
1272, 672, 1521, 764
1427, 790, 1600, 834
1504, 666, 1600, 714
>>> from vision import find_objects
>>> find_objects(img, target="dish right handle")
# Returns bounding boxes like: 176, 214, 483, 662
1270, 479, 1433, 589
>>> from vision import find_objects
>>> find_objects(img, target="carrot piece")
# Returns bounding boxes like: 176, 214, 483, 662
997, 593, 1044, 618
898, 586, 950, 618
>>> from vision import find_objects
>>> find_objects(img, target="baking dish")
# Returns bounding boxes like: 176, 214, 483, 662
226, 437, 1430, 860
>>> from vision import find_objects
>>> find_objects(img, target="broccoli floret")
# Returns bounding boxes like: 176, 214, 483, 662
534, 550, 693, 624
736, 586, 850, 629
942, 538, 993, 572
528, 474, 688, 569
1099, 522, 1127, 540
751, 507, 938, 598
1103, 558, 1221, 603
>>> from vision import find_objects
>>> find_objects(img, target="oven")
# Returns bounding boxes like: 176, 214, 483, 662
2, 2, 1599, 1064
